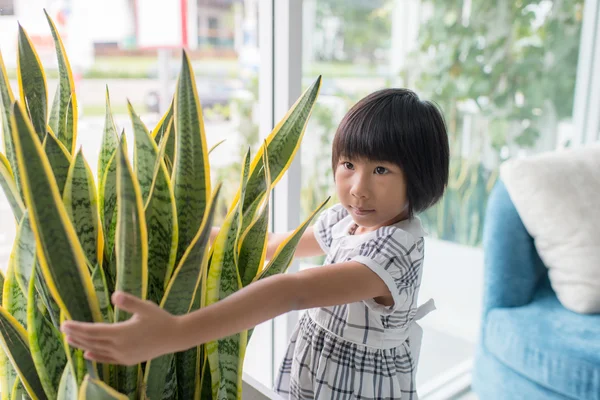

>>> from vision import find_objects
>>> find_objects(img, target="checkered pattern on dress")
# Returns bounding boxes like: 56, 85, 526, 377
275, 204, 427, 399
275, 313, 417, 400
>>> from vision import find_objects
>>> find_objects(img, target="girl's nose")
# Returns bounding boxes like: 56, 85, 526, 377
350, 175, 369, 199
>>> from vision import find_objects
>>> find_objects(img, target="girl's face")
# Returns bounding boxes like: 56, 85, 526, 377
335, 157, 409, 233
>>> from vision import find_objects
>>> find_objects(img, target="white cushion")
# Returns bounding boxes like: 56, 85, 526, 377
500, 144, 600, 314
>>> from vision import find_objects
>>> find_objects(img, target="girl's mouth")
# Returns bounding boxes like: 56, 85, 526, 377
350, 206, 374, 216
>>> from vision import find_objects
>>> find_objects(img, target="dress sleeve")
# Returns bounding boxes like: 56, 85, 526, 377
351, 227, 424, 314
313, 204, 348, 252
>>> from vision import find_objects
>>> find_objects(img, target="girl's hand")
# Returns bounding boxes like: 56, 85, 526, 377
61, 291, 180, 366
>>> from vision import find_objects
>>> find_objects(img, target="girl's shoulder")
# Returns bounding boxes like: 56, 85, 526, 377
314, 204, 352, 251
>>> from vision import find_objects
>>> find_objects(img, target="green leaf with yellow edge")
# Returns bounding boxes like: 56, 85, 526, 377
33, 262, 61, 331
114, 132, 148, 319
63, 149, 103, 267
27, 269, 67, 399
2, 259, 27, 397
151, 100, 175, 177
78, 375, 128, 400
11, 211, 61, 331
172, 50, 211, 265
98, 88, 119, 208
0, 306, 47, 400
4, 256, 28, 331
208, 139, 226, 155
129, 101, 156, 203
90, 265, 113, 324
12, 212, 36, 303
113, 133, 147, 398
0, 270, 4, 307
206, 150, 251, 400
144, 129, 178, 304
16, 24, 47, 142
151, 98, 173, 145
59, 312, 89, 387
43, 130, 72, 198
100, 150, 117, 274
0, 50, 21, 202
56, 364, 78, 400
175, 249, 213, 400
238, 76, 321, 215
11, 379, 32, 400
238, 145, 271, 287
9, 101, 103, 325
259, 197, 329, 281
44, 10, 78, 155
143, 184, 220, 400
175, 294, 202, 400
0, 151, 25, 224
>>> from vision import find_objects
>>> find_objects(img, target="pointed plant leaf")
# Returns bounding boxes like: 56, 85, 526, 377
0, 51, 18, 191
90, 265, 113, 324
10, 101, 103, 326
114, 134, 148, 319
11, 379, 33, 400
206, 151, 251, 400
17, 24, 47, 142
238, 144, 271, 287
113, 135, 146, 398
208, 139, 226, 155
79, 375, 128, 399
33, 262, 61, 331
143, 185, 220, 400
239, 76, 321, 214
63, 149, 103, 267
176, 250, 213, 400
3, 259, 27, 395
48, 86, 61, 140
144, 131, 178, 304
259, 198, 329, 280
172, 50, 211, 265
12, 212, 36, 302
129, 102, 156, 203
238, 193, 269, 288
0, 270, 4, 305
4, 259, 27, 330
56, 364, 77, 400
27, 270, 67, 399
43, 130, 72, 198
0, 152, 25, 224
0, 306, 47, 400
151, 98, 173, 144
98, 88, 119, 218
100, 150, 117, 276
45, 10, 78, 155
175, 292, 202, 400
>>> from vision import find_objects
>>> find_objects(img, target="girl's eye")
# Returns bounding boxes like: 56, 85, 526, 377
343, 162, 354, 170
375, 166, 388, 175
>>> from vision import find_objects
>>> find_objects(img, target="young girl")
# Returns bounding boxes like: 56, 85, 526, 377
62, 88, 450, 399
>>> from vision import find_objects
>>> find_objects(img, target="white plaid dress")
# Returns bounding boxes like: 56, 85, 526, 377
274, 204, 435, 400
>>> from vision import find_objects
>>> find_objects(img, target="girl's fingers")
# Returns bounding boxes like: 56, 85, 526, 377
112, 291, 156, 315
84, 351, 118, 365
61, 321, 116, 339
66, 335, 115, 354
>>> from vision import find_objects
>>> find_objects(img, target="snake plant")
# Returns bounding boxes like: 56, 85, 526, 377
0, 11, 326, 400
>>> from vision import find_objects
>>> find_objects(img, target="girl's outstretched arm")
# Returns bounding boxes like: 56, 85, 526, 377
211, 226, 325, 260
61, 261, 391, 366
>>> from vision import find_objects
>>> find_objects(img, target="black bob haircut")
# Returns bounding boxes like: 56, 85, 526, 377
331, 88, 450, 219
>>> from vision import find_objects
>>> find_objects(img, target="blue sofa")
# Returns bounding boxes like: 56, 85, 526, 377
472, 180, 600, 400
